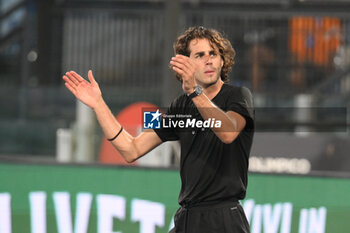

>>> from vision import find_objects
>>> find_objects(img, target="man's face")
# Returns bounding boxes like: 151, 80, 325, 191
188, 38, 224, 87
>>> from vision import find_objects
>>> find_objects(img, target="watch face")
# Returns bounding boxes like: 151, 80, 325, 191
195, 85, 202, 95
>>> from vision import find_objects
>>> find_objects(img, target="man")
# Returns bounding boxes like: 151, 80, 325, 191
63, 26, 254, 233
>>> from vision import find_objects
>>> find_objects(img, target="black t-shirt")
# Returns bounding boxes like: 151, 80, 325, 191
154, 84, 254, 206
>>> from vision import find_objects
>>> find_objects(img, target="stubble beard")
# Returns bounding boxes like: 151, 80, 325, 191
197, 68, 222, 88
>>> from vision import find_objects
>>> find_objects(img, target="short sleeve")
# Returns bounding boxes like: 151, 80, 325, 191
226, 86, 255, 131
153, 99, 180, 142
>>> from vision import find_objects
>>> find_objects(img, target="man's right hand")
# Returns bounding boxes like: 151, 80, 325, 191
63, 70, 102, 110
63, 70, 163, 163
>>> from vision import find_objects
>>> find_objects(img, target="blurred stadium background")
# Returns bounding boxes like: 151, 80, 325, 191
1, 0, 350, 232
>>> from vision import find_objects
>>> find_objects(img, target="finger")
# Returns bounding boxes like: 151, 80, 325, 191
88, 70, 96, 84
65, 72, 80, 86
70, 71, 85, 81
70, 71, 86, 84
63, 75, 77, 88
175, 54, 190, 60
173, 65, 196, 87
172, 55, 191, 66
171, 62, 193, 81
174, 54, 193, 65
65, 82, 77, 95
170, 60, 191, 74
172, 56, 194, 71
172, 66, 184, 76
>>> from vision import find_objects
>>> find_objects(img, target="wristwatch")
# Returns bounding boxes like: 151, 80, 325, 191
188, 85, 203, 99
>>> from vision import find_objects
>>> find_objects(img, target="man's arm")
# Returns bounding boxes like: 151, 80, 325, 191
92, 98, 162, 162
63, 70, 162, 163
191, 94, 246, 144
170, 55, 246, 144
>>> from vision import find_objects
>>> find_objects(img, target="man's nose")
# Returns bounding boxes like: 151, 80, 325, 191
204, 54, 212, 64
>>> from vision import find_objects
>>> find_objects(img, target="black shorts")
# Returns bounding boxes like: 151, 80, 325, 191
169, 200, 250, 233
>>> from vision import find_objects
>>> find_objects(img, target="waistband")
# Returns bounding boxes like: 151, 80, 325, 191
181, 199, 239, 210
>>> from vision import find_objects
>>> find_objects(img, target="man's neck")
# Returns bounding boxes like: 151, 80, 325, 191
202, 79, 224, 100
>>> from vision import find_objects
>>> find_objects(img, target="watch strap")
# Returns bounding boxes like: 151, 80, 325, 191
188, 91, 199, 99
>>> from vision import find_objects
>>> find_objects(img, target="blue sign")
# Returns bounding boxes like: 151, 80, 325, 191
143, 110, 161, 129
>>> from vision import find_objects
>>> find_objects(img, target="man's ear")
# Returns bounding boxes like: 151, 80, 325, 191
220, 59, 224, 68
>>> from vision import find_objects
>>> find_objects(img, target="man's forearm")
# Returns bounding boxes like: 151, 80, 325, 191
191, 93, 244, 144
93, 98, 123, 139
93, 99, 137, 162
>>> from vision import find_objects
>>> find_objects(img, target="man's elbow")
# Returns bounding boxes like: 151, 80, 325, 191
123, 149, 144, 163
220, 132, 239, 144
124, 154, 139, 163
118, 139, 140, 163
125, 157, 135, 164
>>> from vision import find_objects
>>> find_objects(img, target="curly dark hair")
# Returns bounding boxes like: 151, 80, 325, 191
173, 26, 235, 83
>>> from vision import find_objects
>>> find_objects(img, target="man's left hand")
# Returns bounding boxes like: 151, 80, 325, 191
170, 54, 199, 94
